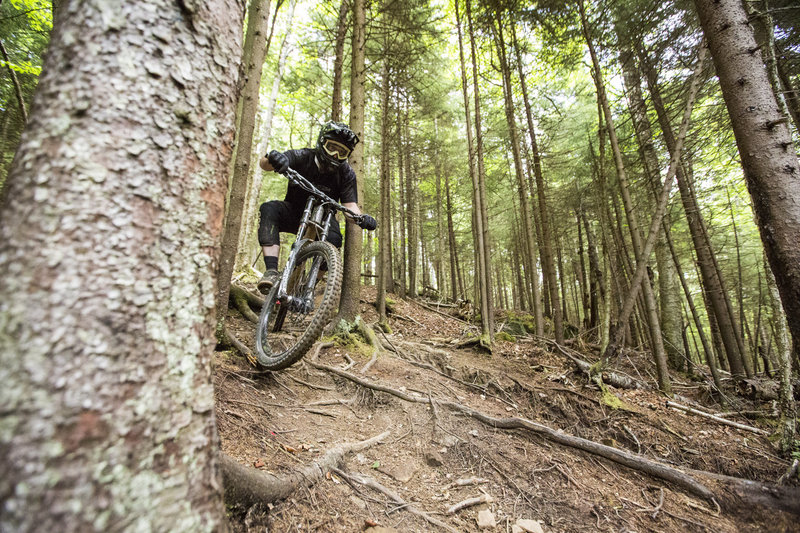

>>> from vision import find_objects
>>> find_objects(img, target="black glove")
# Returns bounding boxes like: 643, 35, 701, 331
358, 214, 377, 231
267, 150, 289, 173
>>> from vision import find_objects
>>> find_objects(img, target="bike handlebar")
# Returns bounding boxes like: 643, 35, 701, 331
282, 167, 365, 223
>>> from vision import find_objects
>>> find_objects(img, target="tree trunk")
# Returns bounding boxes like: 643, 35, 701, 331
330, 0, 350, 123
465, 0, 494, 339
0, 39, 28, 124
336, 0, 366, 322
0, 1, 243, 529
694, 0, 800, 364
236, 0, 295, 272
404, 100, 417, 297
510, 20, 563, 343
580, 0, 670, 392
445, 172, 460, 302
619, 42, 683, 370
455, 0, 492, 342
216, 0, 271, 325
376, 58, 391, 323
639, 48, 750, 379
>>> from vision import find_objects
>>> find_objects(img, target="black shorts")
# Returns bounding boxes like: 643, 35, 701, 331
258, 200, 342, 248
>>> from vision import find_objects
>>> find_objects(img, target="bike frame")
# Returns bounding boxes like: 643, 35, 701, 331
274, 168, 359, 314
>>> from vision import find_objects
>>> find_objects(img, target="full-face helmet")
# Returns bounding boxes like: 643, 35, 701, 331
316, 121, 359, 168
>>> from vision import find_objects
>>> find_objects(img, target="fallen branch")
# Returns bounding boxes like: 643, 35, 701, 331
220, 430, 389, 508
665, 401, 770, 436
548, 339, 647, 390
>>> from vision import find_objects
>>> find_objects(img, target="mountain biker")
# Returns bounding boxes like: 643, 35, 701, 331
257, 121, 377, 294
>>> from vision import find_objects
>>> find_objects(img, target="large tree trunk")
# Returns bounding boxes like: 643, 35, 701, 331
694, 0, 800, 363
0, 1, 243, 530
336, 0, 366, 322
216, 0, 271, 325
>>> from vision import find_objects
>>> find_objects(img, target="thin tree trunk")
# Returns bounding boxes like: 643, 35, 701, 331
510, 20, 563, 342
466, 0, 494, 340
237, 1, 293, 272
404, 100, 417, 297
580, 0, 670, 392
455, 0, 492, 342
0, 40, 28, 124
489, 12, 541, 336
377, 59, 391, 323
336, 0, 366, 322
639, 48, 749, 379
619, 41, 683, 370
331, 0, 350, 123
216, 0, 271, 325
445, 172, 460, 302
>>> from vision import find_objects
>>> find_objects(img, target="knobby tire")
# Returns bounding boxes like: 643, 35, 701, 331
255, 241, 343, 370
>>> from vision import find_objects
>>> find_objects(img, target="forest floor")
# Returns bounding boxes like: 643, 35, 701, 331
216, 285, 799, 533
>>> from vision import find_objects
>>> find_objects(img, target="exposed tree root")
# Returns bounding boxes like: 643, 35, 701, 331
548, 339, 647, 390
218, 324, 256, 366
307, 355, 714, 502
230, 284, 263, 323
333, 468, 459, 533
220, 430, 389, 508
307, 356, 800, 516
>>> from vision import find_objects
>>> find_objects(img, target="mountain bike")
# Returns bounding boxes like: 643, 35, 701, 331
254, 167, 371, 370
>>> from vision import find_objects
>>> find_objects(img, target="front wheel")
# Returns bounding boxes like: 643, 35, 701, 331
255, 241, 343, 370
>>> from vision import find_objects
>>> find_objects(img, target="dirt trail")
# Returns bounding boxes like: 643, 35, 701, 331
216, 287, 799, 532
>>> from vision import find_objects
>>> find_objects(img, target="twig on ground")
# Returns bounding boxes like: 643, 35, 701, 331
284, 373, 336, 391
447, 476, 490, 489
623, 425, 642, 454
665, 401, 769, 436
446, 494, 492, 515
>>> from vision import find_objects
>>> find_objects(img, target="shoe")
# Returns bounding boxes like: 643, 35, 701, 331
257, 269, 280, 294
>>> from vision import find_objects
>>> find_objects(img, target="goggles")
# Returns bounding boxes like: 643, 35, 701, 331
321, 138, 352, 161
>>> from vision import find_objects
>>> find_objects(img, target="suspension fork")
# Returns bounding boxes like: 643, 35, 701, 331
275, 200, 334, 306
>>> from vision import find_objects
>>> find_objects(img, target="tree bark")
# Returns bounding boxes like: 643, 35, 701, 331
0, 1, 243, 530
694, 0, 800, 362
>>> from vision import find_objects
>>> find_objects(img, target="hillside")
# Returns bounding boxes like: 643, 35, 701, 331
215, 287, 799, 532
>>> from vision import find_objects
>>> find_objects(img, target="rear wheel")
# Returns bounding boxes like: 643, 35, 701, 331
255, 241, 342, 370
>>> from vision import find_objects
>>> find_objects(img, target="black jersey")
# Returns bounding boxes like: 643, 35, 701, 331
282, 148, 358, 206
